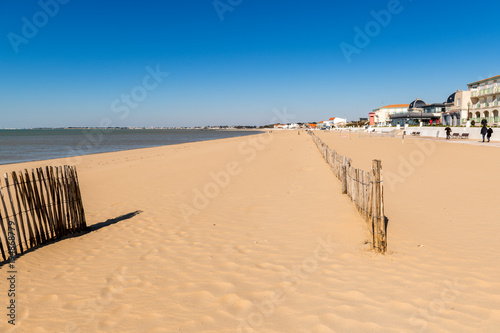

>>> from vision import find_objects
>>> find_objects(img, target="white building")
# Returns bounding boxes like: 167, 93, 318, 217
274, 123, 300, 129
317, 117, 347, 129
468, 75, 500, 126
330, 117, 346, 127
371, 104, 409, 126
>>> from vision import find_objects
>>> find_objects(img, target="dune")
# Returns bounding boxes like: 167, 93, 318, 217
0, 130, 498, 332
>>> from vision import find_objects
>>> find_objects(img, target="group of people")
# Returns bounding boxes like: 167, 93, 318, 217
480, 125, 494, 142
480, 118, 494, 142
444, 120, 494, 142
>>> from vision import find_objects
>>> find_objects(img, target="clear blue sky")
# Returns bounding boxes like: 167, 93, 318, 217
1, 0, 499, 128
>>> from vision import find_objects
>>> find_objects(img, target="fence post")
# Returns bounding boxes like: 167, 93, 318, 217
341, 164, 347, 194
371, 160, 386, 253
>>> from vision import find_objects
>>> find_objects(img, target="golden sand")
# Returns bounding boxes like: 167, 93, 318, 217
0, 131, 498, 332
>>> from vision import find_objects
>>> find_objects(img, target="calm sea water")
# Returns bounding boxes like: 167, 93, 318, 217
0, 129, 261, 165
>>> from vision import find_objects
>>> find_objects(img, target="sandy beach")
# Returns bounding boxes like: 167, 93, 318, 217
1, 131, 499, 332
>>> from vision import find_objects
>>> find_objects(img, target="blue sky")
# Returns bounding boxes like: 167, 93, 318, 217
1, 0, 499, 128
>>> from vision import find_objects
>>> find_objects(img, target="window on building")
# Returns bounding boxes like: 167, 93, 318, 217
457, 98, 461, 107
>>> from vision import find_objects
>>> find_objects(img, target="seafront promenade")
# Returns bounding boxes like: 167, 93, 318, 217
369, 125, 498, 142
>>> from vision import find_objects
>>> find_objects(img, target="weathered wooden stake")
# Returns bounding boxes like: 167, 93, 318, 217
0, 179, 13, 256
11, 172, 31, 250
371, 160, 386, 253
4, 173, 25, 253
0, 209, 7, 260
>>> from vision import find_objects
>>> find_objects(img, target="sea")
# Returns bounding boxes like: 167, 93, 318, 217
0, 128, 261, 165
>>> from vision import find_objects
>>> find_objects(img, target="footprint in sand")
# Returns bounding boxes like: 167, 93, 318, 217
88, 249, 101, 256
256, 262, 287, 272
127, 241, 142, 248
299, 166, 315, 172
158, 245, 172, 254
38, 294, 59, 303
204, 281, 235, 296
135, 228, 146, 234
146, 327, 176, 333
310, 324, 335, 333
17, 306, 29, 322
198, 315, 216, 326
144, 312, 164, 320
83, 255, 95, 261
219, 293, 253, 315
54, 267, 81, 280
98, 304, 132, 329
68, 267, 81, 273
64, 298, 92, 311
140, 248, 160, 261
234, 245, 251, 254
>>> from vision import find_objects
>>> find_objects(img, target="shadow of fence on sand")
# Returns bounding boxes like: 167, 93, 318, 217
88, 210, 143, 232
0, 210, 143, 267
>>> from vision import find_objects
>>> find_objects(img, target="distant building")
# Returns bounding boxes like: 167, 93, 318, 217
442, 90, 471, 126
371, 104, 409, 126
316, 117, 347, 129
316, 121, 326, 129
329, 117, 347, 127
390, 99, 443, 126
468, 75, 500, 126
369, 112, 375, 125
274, 123, 300, 129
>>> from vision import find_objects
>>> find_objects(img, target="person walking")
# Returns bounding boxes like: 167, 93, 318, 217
487, 127, 493, 142
445, 126, 452, 139
481, 125, 488, 142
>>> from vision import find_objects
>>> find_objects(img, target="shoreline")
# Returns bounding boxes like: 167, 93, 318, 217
0, 129, 264, 167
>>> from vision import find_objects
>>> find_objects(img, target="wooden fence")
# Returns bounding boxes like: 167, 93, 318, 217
0, 165, 86, 262
308, 131, 387, 253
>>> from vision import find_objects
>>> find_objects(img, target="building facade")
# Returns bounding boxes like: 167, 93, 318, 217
442, 90, 471, 126
371, 104, 409, 126
274, 123, 300, 129
468, 75, 500, 126
390, 99, 443, 126
317, 117, 347, 129
369, 112, 375, 125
